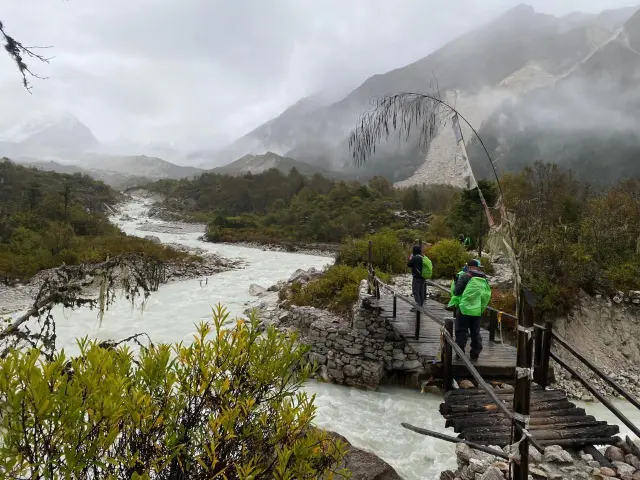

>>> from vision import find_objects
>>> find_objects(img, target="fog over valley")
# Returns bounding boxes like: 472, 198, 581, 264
1, 0, 639, 184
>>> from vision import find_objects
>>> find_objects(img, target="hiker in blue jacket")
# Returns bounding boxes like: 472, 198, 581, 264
407, 245, 433, 311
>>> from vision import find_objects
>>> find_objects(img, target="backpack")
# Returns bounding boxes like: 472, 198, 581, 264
459, 276, 492, 316
421, 255, 433, 279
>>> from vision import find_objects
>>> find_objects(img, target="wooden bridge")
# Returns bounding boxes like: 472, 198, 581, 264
365, 246, 640, 479
376, 295, 518, 378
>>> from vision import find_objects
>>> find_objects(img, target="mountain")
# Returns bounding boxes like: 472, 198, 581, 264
191, 92, 341, 167
211, 152, 340, 177
215, 4, 637, 185
0, 112, 98, 152
12, 159, 152, 190
9, 154, 204, 189
468, 7, 640, 185
80, 154, 204, 181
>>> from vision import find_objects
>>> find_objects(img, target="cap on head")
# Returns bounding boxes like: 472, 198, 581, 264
467, 259, 482, 268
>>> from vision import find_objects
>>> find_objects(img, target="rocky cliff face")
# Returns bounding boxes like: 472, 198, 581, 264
551, 290, 640, 401
212, 5, 636, 184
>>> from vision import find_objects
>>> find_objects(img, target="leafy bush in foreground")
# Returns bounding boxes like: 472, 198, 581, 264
0, 306, 348, 479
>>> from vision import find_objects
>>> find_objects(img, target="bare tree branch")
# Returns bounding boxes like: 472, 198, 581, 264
0, 254, 167, 357
0, 19, 52, 91
348, 91, 450, 168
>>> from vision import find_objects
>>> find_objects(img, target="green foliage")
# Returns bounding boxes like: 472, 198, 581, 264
502, 163, 640, 317
336, 231, 408, 274
290, 265, 389, 315
605, 262, 640, 292
425, 214, 452, 243
0, 306, 348, 479
147, 169, 460, 248
0, 160, 187, 281
447, 180, 498, 250
426, 239, 471, 279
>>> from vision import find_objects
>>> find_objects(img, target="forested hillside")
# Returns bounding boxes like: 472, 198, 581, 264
0, 159, 186, 281
148, 162, 640, 319
146, 168, 463, 245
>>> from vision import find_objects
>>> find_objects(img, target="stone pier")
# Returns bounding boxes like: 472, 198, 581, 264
257, 280, 429, 389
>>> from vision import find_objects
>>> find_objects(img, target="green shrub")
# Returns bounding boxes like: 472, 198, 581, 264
426, 239, 471, 279
291, 265, 389, 314
605, 261, 640, 292
0, 306, 348, 478
336, 231, 407, 274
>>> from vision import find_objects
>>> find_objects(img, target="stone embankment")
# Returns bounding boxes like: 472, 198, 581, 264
251, 271, 429, 389
442, 436, 640, 480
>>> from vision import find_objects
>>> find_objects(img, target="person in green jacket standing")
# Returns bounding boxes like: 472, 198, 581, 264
447, 265, 468, 311
453, 259, 491, 361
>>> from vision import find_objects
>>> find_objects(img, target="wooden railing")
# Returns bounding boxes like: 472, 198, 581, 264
366, 240, 640, 479
533, 322, 640, 440
369, 272, 544, 479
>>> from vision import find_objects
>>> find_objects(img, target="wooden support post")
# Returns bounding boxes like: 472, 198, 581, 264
533, 325, 543, 385
444, 318, 454, 392
539, 320, 553, 388
513, 287, 535, 480
393, 295, 397, 318
488, 310, 497, 343
367, 240, 373, 295
415, 309, 421, 340
375, 281, 380, 299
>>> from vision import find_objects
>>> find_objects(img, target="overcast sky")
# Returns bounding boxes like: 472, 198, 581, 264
0, 0, 637, 150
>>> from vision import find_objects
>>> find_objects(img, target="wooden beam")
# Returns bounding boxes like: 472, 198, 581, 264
400, 423, 509, 460
552, 331, 640, 410
550, 351, 640, 439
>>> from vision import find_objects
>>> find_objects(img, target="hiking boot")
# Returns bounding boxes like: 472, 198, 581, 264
470, 354, 480, 362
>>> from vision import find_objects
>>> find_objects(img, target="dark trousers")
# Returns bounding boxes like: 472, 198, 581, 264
412, 277, 426, 307
455, 312, 483, 358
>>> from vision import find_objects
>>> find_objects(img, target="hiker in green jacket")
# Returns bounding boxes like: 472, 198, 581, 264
447, 265, 468, 311
463, 235, 472, 251
453, 259, 491, 361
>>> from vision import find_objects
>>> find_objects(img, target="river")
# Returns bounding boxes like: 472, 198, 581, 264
7, 196, 640, 479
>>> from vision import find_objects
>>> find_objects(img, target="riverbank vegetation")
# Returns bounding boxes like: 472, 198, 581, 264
147, 162, 640, 319
503, 161, 640, 317
0, 160, 189, 282
146, 169, 456, 245
0, 305, 348, 478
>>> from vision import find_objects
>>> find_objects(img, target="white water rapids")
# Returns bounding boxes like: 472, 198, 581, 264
7, 196, 640, 479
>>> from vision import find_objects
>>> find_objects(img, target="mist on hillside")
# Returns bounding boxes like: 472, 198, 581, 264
1, 2, 639, 186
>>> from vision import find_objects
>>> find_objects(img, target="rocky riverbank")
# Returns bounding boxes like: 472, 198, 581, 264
218, 240, 338, 258
442, 437, 640, 480
0, 251, 242, 317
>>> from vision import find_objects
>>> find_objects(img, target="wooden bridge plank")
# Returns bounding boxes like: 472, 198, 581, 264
374, 293, 518, 378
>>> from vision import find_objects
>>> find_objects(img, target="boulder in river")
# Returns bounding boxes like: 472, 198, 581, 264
144, 235, 161, 244
322, 430, 404, 479
288, 268, 311, 284
249, 284, 268, 297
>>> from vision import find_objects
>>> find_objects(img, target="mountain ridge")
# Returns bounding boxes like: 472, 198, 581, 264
210, 4, 638, 184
